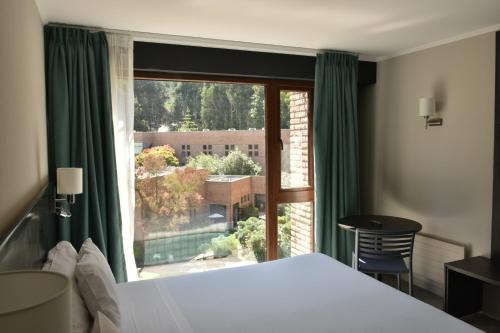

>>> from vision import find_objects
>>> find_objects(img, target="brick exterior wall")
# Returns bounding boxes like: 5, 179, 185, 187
289, 92, 313, 256
135, 129, 291, 172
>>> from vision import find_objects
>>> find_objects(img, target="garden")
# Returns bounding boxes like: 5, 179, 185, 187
134, 144, 292, 269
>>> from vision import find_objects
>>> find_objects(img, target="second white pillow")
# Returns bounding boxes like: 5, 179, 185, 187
75, 238, 121, 328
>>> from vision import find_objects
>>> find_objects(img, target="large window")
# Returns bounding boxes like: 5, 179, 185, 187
133, 73, 313, 279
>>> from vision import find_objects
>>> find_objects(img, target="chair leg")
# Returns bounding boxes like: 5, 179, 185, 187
409, 270, 414, 296
397, 273, 401, 290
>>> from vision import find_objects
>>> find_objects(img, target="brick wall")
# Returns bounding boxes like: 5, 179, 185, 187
289, 92, 313, 256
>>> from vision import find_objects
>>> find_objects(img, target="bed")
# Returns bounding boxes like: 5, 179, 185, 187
0, 186, 481, 332
117, 253, 480, 333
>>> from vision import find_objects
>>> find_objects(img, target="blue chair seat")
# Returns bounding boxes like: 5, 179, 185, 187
358, 256, 409, 273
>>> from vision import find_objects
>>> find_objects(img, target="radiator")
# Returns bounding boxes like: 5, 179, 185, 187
411, 234, 465, 297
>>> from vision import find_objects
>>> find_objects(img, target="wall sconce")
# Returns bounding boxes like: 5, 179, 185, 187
55, 168, 83, 218
418, 97, 443, 129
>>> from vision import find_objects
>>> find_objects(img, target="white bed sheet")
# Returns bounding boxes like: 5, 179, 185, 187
117, 253, 481, 333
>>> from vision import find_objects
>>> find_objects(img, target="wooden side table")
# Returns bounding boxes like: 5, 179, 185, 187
445, 256, 500, 317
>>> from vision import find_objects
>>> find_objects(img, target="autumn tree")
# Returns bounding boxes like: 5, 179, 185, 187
135, 146, 209, 233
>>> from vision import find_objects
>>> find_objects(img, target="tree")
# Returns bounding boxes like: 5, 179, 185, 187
134, 80, 173, 131
220, 149, 262, 176
249, 85, 265, 129
186, 153, 222, 175
135, 145, 179, 168
201, 84, 231, 129
187, 150, 262, 176
135, 166, 209, 232
226, 84, 253, 129
280, 91, 291, 129
178, 112, 199, 132
168, 82, 203, 127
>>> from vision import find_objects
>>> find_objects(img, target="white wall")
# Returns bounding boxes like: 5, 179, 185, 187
359, 32, 496, 257
0, 0, 48, 234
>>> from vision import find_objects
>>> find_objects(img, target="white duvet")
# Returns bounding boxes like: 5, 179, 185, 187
116, 253, 480, 333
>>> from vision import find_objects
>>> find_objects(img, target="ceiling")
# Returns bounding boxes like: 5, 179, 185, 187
35, 0, 500, 59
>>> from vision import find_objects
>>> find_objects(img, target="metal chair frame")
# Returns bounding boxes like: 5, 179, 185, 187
353, 228, 416, 296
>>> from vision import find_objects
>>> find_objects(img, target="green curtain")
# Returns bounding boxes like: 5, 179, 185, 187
45, 26, 126, 282
313, 52, 360, 266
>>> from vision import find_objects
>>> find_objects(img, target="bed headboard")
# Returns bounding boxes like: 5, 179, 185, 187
0, 184, 56, 271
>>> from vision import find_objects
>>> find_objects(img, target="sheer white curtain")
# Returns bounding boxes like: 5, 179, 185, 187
107, 33, 138, 281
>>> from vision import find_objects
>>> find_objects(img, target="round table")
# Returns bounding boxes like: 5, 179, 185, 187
338, 215, 422, 233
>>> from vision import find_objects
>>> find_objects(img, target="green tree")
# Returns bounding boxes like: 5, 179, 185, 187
187, 150, 262, 176
187, 153, 222, 175
220, 149, 262, 175
201, 84, 231, 129
178, 112, 199, 132
169, 82, 203, 128
249, 85, 265, 129
227, 84, 253, 129
280, 91, 291, 129
134, 80, 173, 131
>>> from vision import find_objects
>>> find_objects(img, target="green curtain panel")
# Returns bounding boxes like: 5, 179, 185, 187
313, 52, 360, 266
45, 26, 126, 282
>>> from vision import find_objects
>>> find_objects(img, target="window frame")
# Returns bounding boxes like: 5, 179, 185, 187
134, 71, 314, 261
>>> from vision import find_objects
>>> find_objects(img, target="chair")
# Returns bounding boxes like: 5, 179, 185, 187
353, 229, 416, 296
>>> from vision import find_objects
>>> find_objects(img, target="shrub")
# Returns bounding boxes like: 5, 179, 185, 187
187, 149, 262, 176
240, 205, 259, 220
136, 145, 179, 167
235, 217, 264, 248
210, 234, 238, 258
220, 149, 262, 176
187, 153, 222, 175
278, 217, 291, 258
235, 215, 291, 262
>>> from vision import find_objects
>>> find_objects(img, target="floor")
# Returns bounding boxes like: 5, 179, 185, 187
382, 275, 500, 333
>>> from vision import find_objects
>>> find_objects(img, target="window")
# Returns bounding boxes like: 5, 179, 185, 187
133, 74, 313, 279
225, 144, 235, 156
247, 144, 259, 158
203, 144, 213, 155
181, 144, 191, 159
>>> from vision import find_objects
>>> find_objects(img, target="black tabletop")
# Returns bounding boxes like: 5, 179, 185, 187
339, 215, 422, 233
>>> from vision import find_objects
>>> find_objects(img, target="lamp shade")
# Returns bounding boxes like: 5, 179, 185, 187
57, 168, 83, 195
0, 271, 71, 333
418, 97, 435, 117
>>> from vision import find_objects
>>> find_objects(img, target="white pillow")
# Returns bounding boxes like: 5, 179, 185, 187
76, 238, 120, 328
43, 241, 91, 333
91, 311, 120, 333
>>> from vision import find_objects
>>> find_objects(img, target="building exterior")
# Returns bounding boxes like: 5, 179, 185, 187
135, 129, 291, 170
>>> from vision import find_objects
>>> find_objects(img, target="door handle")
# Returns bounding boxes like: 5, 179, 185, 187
279, 138, 284, 150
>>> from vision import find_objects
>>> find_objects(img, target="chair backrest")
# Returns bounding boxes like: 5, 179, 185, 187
354, 229, 416, 268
